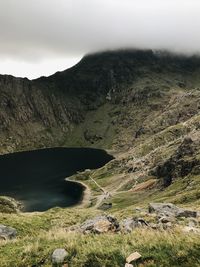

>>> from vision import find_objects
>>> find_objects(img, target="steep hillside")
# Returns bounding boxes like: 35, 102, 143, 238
0, 50, 200, 153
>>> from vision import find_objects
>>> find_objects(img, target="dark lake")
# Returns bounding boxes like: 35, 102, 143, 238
0, 147, 113, 212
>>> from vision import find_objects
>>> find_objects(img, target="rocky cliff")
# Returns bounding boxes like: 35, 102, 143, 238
0, 50, 200, 155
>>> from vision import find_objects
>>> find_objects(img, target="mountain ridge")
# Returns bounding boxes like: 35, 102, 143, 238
0, 49, 200, 154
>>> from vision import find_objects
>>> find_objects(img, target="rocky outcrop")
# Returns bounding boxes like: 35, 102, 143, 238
149, 203, 198, 218
0, 74, 86, 153
153, 137, 200, 186
74, 215, 120, 234
71, 203, 199, 236
0, 196, 23, 213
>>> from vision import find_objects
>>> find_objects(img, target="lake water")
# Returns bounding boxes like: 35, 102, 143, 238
0, 147, 113, 212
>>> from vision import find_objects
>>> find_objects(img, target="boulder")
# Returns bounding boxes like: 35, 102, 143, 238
0, 224, 17, 240
80, 215, 120, 234
98, 202, 112, 210
149, 203, 177, 216
51, 248, 68, 266
149, 203, 197, 218
121, 218, 149, 233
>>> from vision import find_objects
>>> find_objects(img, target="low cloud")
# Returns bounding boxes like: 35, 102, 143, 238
1, 0, 200, 77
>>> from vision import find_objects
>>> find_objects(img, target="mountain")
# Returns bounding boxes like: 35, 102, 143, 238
1, 48, 200, 210
0, 50, 200, 266
0, 49, 200, 154
0, 48, 200, 213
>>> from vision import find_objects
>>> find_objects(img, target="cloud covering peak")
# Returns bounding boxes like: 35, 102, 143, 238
0, 0, 200, 78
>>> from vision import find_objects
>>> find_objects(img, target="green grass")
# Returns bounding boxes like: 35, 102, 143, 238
0, 228, 200, 267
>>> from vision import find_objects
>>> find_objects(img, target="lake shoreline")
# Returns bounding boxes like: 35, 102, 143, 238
65, 178, 91, 208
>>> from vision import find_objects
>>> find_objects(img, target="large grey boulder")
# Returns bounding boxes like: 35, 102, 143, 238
121, 218, 149, 233
80, 215, 120, 234
149, 203, 197, 218
0, 224, 17, 240
51, 248, 68, 266
149, 203, 178, 216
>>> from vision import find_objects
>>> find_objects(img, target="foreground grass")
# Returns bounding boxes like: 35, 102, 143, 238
0, 208, 200, 267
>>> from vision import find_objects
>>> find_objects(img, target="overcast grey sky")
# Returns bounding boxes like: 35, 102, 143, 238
0, 0, 200, 79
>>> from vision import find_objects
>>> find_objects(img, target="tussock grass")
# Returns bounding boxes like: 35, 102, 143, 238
0, 227, 200, 267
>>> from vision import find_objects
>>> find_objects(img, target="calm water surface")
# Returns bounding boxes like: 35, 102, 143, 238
0, 147, 113, 212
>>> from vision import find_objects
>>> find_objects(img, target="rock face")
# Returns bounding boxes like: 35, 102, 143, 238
0, 50, 200, 154
51, 248, 68, 266
154, 137, 200, 186
0, 224, 17, 240
149, 203, 198, 218
79, 215, 120, 234
0, 73, 89, 153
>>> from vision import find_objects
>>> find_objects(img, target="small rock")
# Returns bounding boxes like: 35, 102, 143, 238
158, 216, 175, 224
0, 224, 17, 240
188, 218, 199, 228
51, 248, 68, 266
162, 222, 172, 230
98, 202, 112, 210
135, 207, 143, 212
149, 223, 160, 230
126, 252, 141, 263
176, 209, 197, 218
125, 263, 133, 267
